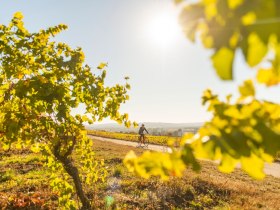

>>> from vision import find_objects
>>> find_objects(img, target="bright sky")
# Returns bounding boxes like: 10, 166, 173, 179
1, 0, 279, 123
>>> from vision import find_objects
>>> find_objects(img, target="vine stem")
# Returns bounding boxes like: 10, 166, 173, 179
53, 136, 91, 210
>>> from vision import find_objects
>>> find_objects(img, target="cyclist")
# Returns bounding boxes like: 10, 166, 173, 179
138, 124, 149, 146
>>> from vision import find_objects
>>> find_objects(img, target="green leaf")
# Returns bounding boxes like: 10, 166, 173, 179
105, 196, 115, 207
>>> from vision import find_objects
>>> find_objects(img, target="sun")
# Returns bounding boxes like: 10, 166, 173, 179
147, 12, 181, 47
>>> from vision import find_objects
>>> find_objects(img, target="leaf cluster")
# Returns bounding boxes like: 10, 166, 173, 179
179, 0, 280, 84
0, 12, 131, 208
0, 12, 131, 148
125, 1, 280, 180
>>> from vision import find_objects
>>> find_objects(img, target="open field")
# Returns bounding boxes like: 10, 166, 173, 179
1, 138, 280, 209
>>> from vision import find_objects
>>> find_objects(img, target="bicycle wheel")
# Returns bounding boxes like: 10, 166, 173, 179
143, 136, 149, 148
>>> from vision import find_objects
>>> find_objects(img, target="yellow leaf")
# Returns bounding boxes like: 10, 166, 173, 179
18, 72, 24, 79
257, 68, 280, 86
241, 154, 265, 180
123, 150, 137, 172
247, 33, 267, 67
202, 35, 213, 48
97, 62, 107, 69
218, 154, 237, 173
125, 121, 131, 127
124, 151, 185, 180
226, 94, 232, 103
227, 0, 244, 9
31, 143, 41, 153
205, 2, 218, 20
229, 32, 239, 48
14, 12, 24, 20
133, 121, 138, 127
211, 47, 234, 80
224, 107, 243, 119
212, 117, 228, 129
242, 12, 256, 26
82, 115, 89, 121
238, 79, 255, 98
2, 144, 10, 151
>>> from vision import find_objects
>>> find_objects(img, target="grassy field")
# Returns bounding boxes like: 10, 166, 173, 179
1, 138, 280, 209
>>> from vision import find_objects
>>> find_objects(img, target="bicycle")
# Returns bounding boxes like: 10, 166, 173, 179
137, 134, 149, 149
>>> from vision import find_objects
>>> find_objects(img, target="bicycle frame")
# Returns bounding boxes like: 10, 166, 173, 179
137, 134, 149, 148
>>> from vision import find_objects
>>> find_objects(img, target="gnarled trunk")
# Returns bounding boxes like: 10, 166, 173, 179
53, 137, 91, 210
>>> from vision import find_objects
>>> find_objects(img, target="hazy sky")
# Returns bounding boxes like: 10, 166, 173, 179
1, 0, 279, 123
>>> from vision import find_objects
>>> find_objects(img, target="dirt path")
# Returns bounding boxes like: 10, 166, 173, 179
88, 135, 280, 178
89, 135, 171, 152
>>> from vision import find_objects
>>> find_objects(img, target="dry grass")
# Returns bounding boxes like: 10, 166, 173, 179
0, 149, 56, 209
92, 139, 280, 210
0, 139, 280, 209
185, 162, 280, 209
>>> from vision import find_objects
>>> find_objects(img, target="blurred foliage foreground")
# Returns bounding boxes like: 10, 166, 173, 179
124, 0, 280, 181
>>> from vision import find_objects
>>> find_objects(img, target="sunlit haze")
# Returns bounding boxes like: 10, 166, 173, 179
147, 9, 181, 47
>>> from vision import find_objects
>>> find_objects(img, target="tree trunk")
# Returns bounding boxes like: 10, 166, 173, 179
53, 138, 91, 210
60, 157, 91, 210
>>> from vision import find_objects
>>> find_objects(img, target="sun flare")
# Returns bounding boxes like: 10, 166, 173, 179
147, 12, 181, 47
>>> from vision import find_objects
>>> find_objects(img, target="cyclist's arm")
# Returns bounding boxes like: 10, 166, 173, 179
144, 128, 149, 134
